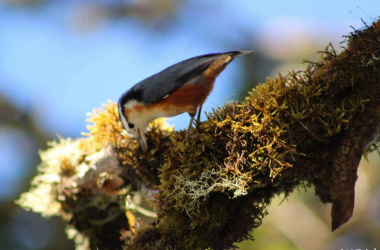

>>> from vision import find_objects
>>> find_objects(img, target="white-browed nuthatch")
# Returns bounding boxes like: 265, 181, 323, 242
118, 51, 253, 150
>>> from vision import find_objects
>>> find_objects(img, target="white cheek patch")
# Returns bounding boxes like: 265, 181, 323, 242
119, 111, 129, 130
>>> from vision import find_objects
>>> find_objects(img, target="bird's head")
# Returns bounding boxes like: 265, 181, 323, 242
118, 98, 151, 151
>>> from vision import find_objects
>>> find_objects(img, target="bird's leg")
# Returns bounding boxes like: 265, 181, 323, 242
195, 103, 203, 127
187, 104, 204, 139
186, 113, 196, 140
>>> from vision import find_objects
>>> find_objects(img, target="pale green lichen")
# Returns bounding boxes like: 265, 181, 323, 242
172, 168, 250, 215
17, 137, 85, 217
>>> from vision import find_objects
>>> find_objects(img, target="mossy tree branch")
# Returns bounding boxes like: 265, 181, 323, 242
18, 20, 380, 249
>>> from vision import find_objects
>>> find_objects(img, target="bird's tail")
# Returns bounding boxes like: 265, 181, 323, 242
230, 50, 254, 59
202, 50, 253, 80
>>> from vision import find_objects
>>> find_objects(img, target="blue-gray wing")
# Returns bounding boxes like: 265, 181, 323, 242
122, 51, 245, 105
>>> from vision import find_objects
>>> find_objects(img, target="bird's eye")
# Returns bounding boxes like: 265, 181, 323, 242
128, 122, 134, 129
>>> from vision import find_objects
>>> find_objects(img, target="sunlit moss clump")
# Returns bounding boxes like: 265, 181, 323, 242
17, 102, 174, 249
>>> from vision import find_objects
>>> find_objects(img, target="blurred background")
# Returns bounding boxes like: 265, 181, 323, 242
0, 0, 379, 249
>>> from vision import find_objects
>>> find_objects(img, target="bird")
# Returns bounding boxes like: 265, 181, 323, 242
118, 50, 253, 151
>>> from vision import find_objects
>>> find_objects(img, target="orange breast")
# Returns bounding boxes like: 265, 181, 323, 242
149, 80, 215, 116
146, 55, 235, 117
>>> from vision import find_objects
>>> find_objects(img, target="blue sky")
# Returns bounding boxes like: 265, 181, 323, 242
0, 0, 379, 200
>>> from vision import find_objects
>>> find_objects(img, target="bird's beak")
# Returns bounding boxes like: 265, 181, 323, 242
137, 129, 147, 151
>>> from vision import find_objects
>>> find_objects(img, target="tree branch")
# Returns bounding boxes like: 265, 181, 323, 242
17, 19, 380, 249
